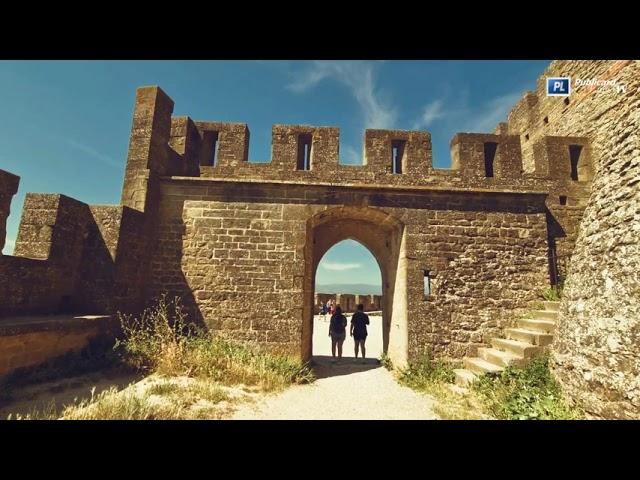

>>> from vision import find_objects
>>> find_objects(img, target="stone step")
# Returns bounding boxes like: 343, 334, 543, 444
505, 328, 554, 346
491, 337, 543, 358
543, 301, 560, 312
463, 357, 504, 375
517, 318, 556, 333
478, 347, 525, 367
530, 309, 558, 321
454, 368, 478, 387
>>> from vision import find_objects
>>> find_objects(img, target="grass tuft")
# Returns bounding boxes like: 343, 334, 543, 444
61, 386, 183, 420
540, 285, 562, 302
6, 295, 314, 420
472, 354, 583, 420
379, 353, 393, 371
397, 350, 487, 419
398, 350, 458, 388
114, 294, 314, 392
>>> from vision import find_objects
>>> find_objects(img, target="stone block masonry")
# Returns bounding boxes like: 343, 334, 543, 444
313, 294, 382, 313
4, 62, 634, 420
0, 192, 147, 317
1, 81, 592, 363
495, 60, 640, 418
150, 178, 551, 362
0, 314, 118, 379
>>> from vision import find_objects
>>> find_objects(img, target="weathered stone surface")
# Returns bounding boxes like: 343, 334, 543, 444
0, 314, 118, 378
1, 62, 637, 419
0, 81, 593, 364
495, 60, 640, 418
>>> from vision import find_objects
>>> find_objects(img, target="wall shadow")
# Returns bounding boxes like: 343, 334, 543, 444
310, 355, 382, 379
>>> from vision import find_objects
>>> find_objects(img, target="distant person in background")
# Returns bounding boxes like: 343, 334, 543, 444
329, 305, 347, 363
350, 304, 370, 363
319, 301, 327, 321
328, 299, 335, 316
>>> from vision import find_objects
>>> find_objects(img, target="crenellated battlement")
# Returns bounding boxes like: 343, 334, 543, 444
1, 83, 596, 321
450, 133, 523, 179
0, 175, 148, 317
121, 85, 594, 198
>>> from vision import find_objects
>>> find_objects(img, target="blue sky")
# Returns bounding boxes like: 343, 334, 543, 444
0, 60, 549, 285
315, 240, 382, 288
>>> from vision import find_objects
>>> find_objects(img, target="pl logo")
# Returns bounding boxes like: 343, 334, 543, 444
547, 77, 571, 96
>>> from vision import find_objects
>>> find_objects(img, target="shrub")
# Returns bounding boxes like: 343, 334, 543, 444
379, 353, 393, 371
398, 349, 457, 389
472, 354, 582, 420
115, 295, 314, 391
540, 284, 563, 301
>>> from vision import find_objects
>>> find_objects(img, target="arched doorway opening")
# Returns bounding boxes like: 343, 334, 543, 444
302, 206, 408, 367
313, 239, 383, 360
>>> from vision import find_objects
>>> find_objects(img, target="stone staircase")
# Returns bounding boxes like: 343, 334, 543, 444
454, 301, 559, 387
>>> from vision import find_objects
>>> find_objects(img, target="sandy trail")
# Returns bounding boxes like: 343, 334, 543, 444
230, 315, 439, 420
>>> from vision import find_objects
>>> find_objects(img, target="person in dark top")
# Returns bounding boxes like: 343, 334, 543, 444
350, 304, 370, 363
329, 305, 347, 363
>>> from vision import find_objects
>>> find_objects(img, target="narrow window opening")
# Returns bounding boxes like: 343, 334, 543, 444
564, 98, 570, 106
559, 196, 567, 206
391, 140, 406, 174
424, 270, 432, 297
202, 131, 219, 167
543, 116, 549, 124
297, 134, 312, 170
524, 133, 530, 141
569, 145, 582, 181
548, 237, 560, 286
483, 142, 497, 178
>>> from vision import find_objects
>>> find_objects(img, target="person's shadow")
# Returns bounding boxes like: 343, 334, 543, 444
310, 355, 381, 379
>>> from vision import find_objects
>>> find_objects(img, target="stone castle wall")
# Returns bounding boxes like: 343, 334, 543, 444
148, 177, 551, 359
494, 60, 639, 418
313, 294, 382, 313
0, 191, 147, 317
0, 64, 613, 382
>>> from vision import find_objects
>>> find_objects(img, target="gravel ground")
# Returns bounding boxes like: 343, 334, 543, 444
230, 315, 439, 420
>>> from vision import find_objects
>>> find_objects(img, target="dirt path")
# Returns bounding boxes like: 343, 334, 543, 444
230, 315, 439, 420
1, 315, 440, 420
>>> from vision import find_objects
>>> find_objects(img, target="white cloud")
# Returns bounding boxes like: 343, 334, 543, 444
412, 99, 446, 130
63, 138, 122, 169
409, 89, 526, 135
287, 61, 397, 129
321, 262, 362, 271
463, 91, 524, 133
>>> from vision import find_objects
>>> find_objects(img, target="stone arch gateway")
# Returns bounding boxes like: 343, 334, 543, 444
303, 206, 407, 365
0, 82, 594, 370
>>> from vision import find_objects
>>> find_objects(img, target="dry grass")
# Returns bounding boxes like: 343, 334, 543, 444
116, 295, 314, 392
59, 376, 238, 420
396, 352, 490, 419
7, 295, 314, 420
426, 383, 491, 420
